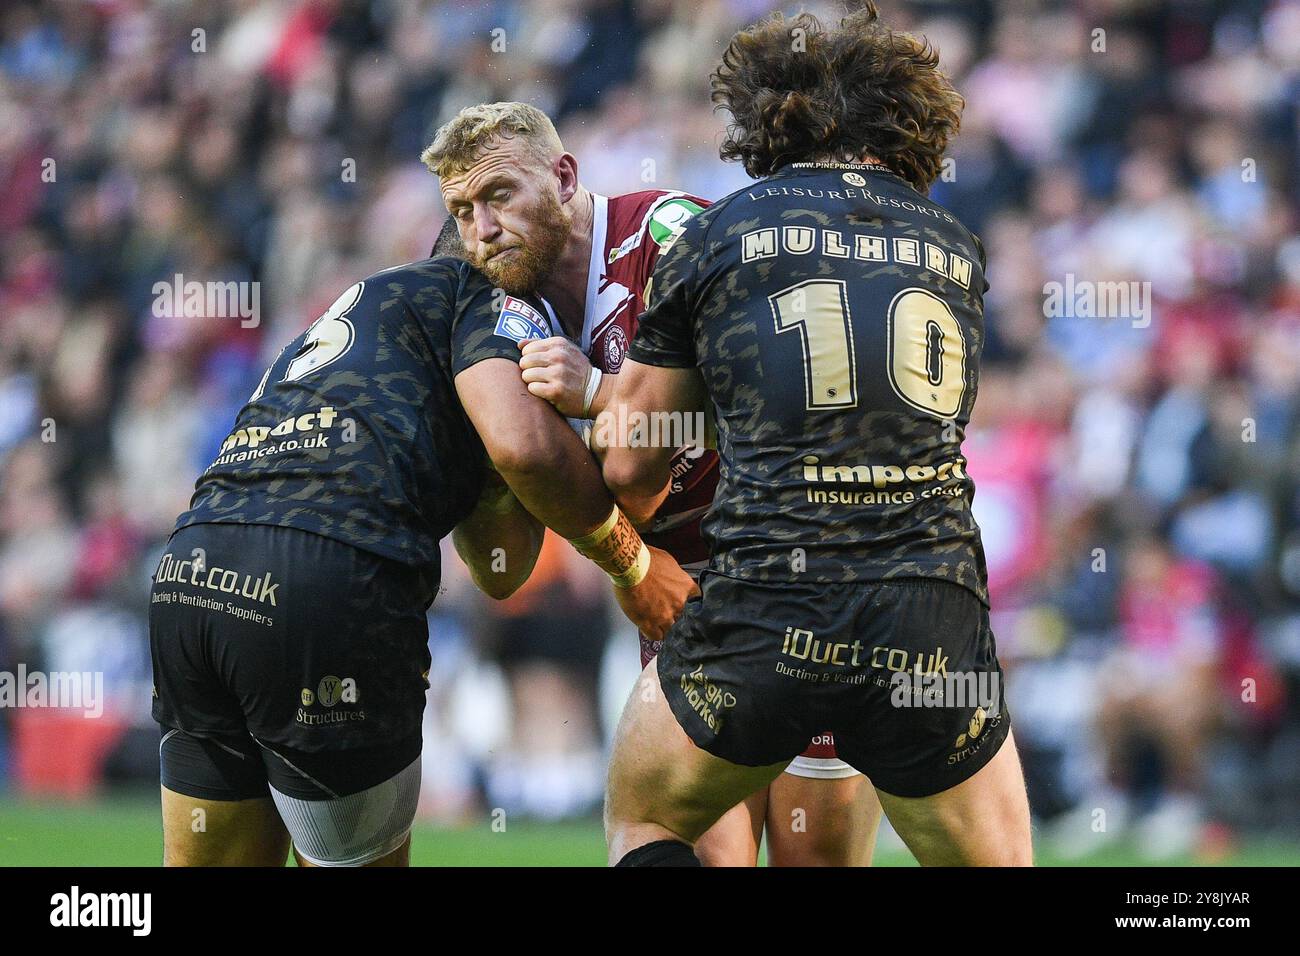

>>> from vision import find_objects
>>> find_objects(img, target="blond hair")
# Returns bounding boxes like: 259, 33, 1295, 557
421, 102, 563, 178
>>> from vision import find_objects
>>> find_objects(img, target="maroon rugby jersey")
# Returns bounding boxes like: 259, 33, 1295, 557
581, 190, 716, 564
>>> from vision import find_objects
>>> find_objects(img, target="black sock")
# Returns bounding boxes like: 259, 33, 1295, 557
615, 840, 702, 867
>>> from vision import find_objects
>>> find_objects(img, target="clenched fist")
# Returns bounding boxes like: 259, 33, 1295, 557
518, 337, 604, 418
613, 545, 699, 642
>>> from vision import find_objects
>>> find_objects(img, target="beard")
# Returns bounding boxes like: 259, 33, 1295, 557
471, 189, 571, 295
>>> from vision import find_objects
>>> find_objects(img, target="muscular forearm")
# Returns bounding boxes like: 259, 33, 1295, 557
603, 443, 675, 508
620, 481, 671, 529
497, 436, 654, 587
494, 435, 615, 539
568, 413, 666, 529
590, 371, 616, 418
457, 357, 621, 540
600, 357, 703, 513
452, 481, 542, 600
455, 358, 692, 638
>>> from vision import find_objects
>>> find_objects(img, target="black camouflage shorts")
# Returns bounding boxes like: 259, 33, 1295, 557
656, 571, 1010, 798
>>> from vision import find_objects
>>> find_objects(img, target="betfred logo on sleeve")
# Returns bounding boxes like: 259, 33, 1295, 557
494, 295, 552, 343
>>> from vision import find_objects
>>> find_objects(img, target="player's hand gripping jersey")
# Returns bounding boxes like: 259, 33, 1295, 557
581, 190, 717, 564
177, 257, 553, 577
629, 163, 991, 603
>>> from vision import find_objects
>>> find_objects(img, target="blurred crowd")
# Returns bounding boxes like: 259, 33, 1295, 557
1, 0, 1298, 859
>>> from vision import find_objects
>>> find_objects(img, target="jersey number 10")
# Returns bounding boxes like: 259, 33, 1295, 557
770, 281, 967, 418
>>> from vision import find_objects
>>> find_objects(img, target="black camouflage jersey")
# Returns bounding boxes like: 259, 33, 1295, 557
628, 163, 990, 603
177, 257, 549, 574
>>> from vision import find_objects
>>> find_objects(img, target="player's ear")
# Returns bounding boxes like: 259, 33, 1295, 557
555, 153, 579, 204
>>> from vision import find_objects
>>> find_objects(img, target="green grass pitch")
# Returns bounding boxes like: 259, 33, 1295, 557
2, 795, 1298, 866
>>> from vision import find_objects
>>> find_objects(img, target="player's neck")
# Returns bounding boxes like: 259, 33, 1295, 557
540, 186, 595, 339
802, 151, 884, 166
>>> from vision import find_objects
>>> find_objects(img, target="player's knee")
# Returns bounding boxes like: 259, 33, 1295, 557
615, 840, 702, 867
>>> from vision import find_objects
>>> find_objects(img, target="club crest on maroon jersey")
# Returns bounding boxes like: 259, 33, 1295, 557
604, 325, 629, 372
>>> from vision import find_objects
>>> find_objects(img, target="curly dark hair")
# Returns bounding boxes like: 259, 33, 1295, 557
711, 3, 963, 193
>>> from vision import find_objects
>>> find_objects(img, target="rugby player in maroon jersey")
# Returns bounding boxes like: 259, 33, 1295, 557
424, 102, 881, 866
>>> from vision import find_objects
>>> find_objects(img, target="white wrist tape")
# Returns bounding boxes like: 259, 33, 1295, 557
581, 367, 603, 419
